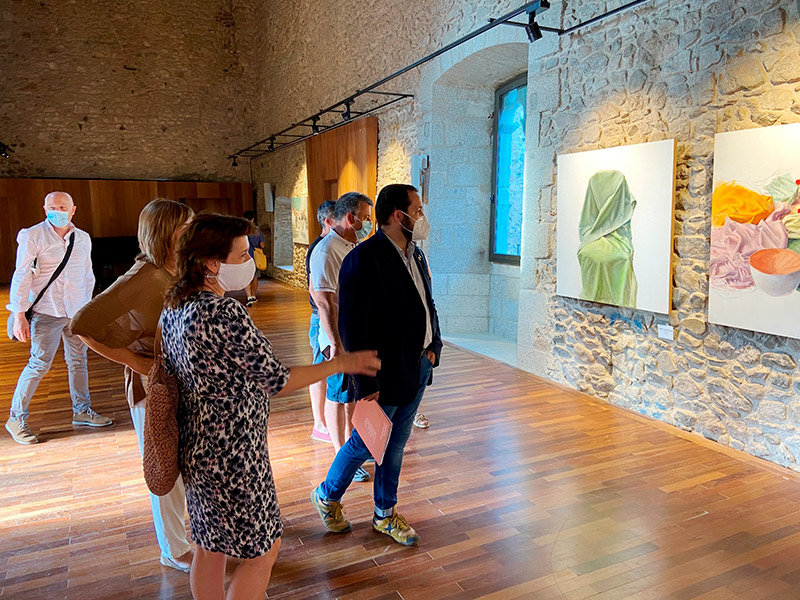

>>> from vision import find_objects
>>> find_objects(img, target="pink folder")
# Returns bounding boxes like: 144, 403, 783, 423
352, 397, 392, 466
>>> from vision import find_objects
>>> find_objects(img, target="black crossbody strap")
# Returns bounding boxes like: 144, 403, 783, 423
28, 232, 76, 314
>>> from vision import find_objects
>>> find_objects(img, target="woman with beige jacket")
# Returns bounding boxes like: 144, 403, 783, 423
70, 198, 195, 573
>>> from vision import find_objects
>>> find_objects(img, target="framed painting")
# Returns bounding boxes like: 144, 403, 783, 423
290, 195, 310, 245
708, 123, 800, 338
556, 139, 676, 314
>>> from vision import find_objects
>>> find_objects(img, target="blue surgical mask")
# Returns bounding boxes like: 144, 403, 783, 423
46, 210, 70, 228
353, 216, 373, 242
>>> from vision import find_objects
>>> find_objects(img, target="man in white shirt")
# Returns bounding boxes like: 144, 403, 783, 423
6, 191, 112, 444
309, 191, 373, 482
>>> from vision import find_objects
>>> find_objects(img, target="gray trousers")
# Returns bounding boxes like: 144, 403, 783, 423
10, 311, 92, 421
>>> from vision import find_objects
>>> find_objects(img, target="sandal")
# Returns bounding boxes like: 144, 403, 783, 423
413, 413, 429, 429
311, 428, 332, 443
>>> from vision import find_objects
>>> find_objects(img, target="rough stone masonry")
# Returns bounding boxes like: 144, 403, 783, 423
251, 0, 800, 472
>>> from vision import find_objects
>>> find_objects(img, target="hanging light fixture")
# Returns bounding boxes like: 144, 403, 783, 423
526, 12, 544, 42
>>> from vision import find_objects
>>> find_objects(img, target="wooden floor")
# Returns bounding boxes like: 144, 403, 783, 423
3, 280, 800, 599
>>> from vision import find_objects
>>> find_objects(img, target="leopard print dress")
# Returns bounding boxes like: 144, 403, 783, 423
160, 291, 289, 558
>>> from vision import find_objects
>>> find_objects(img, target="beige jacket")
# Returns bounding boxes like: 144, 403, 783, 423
70, 259, 173, 408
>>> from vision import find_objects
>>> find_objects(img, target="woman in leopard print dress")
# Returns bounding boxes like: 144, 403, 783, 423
161, 214, 379, 600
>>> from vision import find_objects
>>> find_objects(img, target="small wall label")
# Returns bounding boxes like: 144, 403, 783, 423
657, 324, 675, 341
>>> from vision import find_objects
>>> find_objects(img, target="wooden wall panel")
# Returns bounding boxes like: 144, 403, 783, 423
0, 178, 253, 283
306, 117, 378, 241
89, 180, 158, 238
156, 181, 200, 203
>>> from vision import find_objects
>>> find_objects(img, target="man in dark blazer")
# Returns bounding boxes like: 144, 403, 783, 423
311, 183, 441, 546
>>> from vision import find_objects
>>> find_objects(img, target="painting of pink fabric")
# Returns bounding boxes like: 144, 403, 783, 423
710, 201, 791, 290
708, 124, 800, 339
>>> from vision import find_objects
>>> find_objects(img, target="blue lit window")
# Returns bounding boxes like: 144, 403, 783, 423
491, 76, 527, 264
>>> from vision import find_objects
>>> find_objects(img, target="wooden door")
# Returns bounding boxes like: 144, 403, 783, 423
305, 117, 378, 241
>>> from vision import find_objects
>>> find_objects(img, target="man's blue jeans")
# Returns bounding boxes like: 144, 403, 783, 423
318, 357, 432, 511
308, 311, 324, 365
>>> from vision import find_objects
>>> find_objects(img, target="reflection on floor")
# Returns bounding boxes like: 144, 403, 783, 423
444, 332, 517, 367
3, 280, 800, 599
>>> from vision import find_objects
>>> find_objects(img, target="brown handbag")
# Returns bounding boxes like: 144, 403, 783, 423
142, 326, 181, 496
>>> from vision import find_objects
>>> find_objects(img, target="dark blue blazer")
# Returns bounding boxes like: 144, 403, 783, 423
338, 229, 442, 406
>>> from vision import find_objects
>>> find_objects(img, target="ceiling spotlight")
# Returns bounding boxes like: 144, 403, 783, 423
232, 156, 238, 167
0, 142, 14, 159
342, 101, 352, 121
268, 137, 275, 152
311, 117, 320, 134
526, 12, 543, 42
526, 21, 543, 42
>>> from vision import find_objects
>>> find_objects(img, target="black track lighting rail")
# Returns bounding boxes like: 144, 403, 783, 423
492, 0, 651, 38
228, 0, 554, 162
229, 0, 652, 163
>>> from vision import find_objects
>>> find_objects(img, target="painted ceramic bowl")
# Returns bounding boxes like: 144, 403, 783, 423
749, 248, 800, 296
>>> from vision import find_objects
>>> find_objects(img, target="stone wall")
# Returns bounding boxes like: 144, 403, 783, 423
518, 0, 800, 470
0, 0, 259, 181
247, 0, 800, 470
490, 263, 520, 341
247, 0, 522, 279
251, 144, 308, 287
424, 40, 529, 340
426, 84, 494, 335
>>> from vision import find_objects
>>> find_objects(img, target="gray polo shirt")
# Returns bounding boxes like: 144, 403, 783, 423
309, 229, 355, 349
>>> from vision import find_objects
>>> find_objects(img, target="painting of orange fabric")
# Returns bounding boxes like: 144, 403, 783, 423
711, 181, 773, 227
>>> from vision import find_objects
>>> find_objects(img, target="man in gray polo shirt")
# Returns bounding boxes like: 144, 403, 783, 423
309, 191, 374, 482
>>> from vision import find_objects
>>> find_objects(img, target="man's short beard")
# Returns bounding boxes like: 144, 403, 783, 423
401, 216, 414, 242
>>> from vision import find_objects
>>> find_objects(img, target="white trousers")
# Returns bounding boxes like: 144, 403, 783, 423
130, 397, 192, 559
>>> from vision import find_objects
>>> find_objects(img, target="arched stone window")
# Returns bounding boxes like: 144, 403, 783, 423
416, 34, 530, 355
491, 75, 528, 264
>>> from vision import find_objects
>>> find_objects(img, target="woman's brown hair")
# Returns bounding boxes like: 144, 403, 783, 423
165, 213, 253, 308
137, 199, 195, 269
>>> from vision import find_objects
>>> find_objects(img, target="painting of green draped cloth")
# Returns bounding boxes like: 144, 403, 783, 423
577, 170, 638, 308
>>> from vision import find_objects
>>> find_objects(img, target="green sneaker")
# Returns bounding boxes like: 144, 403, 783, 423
372, 509, 420, 546
310, 486, 351, 533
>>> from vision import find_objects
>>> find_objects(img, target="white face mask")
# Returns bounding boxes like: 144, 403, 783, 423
215, 257, 256, 292
400, 211, 431, 242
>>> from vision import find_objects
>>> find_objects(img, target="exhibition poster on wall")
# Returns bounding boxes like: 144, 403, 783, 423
290, 196, 310, 245
264, 183, 274, 212
708, 123, 800, 338
556, 139, 676, 314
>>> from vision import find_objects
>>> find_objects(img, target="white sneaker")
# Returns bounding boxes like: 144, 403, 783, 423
5, 418, 38, 444
160, 555, 191, 573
